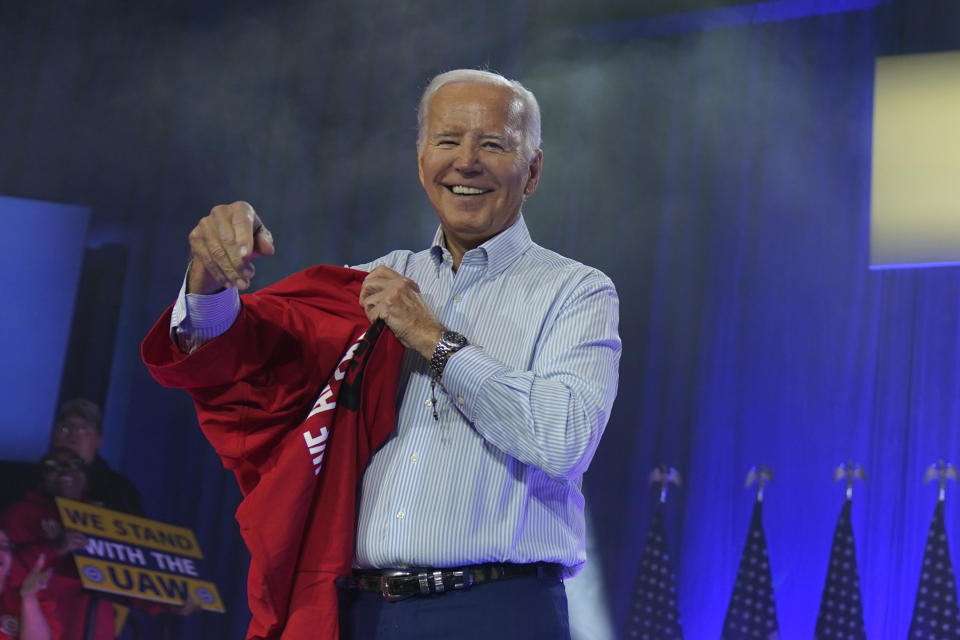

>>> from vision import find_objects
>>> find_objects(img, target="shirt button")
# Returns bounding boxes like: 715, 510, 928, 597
396, 510, 405, 520
457, 397, 464, 404
410, 453, 419, 462
453, 294, 462, 302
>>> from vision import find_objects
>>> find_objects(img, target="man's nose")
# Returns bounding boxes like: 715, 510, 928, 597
453, 144, 481, 172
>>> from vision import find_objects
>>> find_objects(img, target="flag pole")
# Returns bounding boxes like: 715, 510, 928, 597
923, 460, 958, 502
648, 465, 683, 504
833, 460, 866, 501
745, 464, 773, 502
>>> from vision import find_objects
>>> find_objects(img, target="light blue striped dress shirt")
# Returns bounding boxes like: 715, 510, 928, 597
173, 215, 621, 577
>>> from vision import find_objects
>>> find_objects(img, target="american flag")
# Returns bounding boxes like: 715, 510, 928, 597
908, 499, 960, 637
721, 499, 779, 640
814, 498, 865, 639
625, 502, 684, 639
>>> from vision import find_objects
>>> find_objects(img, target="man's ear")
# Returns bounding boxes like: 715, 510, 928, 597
524, 149, 543, 196
418, 150, 426, 188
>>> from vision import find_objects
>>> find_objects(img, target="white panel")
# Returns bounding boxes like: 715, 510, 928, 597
870, 51, 960, 268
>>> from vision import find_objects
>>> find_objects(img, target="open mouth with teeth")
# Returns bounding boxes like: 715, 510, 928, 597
54, 473, 82, 497
447, 185, 492, 195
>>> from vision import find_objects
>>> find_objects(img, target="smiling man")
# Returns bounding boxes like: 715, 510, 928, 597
416, 80, 542, 265
150, 69, 621, 639
49, 399, 144, 516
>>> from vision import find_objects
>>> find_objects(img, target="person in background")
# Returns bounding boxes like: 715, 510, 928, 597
0, 447, 199, 640
49, 399, 144, 516
0, 448, 114, 640
0, 529, 58, 640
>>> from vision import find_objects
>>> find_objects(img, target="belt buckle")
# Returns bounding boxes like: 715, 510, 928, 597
449, 569, 473, 591
380, 570, 414, 602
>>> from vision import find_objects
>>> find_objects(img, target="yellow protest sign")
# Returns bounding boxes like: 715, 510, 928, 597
55, 498, 225, 613
56, 498, 201, 557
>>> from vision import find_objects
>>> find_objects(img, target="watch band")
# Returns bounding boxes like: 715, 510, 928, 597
430, 330, 468, 379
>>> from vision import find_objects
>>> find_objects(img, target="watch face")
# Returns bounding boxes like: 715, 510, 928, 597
442, 331, 467, 348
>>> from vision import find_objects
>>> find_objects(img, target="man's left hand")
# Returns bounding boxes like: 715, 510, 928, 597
360, 266, 443, 360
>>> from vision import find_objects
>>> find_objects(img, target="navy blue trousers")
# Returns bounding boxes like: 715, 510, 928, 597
338, 573, 571, 640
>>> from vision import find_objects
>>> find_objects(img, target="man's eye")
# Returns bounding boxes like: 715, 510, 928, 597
483, 142, 505, 151
436, 140, 457, 147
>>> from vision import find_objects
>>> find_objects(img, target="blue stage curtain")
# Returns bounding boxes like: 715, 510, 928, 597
536, 2, 960, 637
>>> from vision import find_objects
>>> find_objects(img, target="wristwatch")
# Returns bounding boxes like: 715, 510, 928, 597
430, 330, 468, 379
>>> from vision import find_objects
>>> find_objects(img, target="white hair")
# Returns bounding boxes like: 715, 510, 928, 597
416, 69, 542, 162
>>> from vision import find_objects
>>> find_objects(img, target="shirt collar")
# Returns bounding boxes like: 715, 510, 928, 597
429, 215, 532, 277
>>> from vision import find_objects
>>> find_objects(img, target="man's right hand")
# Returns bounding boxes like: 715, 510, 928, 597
187, 201, 276, 294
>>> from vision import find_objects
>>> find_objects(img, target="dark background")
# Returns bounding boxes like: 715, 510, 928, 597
2, 0, 959, 636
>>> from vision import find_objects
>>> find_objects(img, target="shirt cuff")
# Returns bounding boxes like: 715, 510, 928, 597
438, 345, 505, 421
170, 276, 241, 352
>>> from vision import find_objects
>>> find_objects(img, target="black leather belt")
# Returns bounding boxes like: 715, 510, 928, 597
341, 562, 562, 601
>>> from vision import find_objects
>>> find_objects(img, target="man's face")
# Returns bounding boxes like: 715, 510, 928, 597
418, 82, 542, 257
40, 449, 88, 500
50, 414, 101, 464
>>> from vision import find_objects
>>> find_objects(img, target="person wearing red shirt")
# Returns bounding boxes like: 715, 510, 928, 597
0, 529, 58, 640
0, 449, 114, 640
